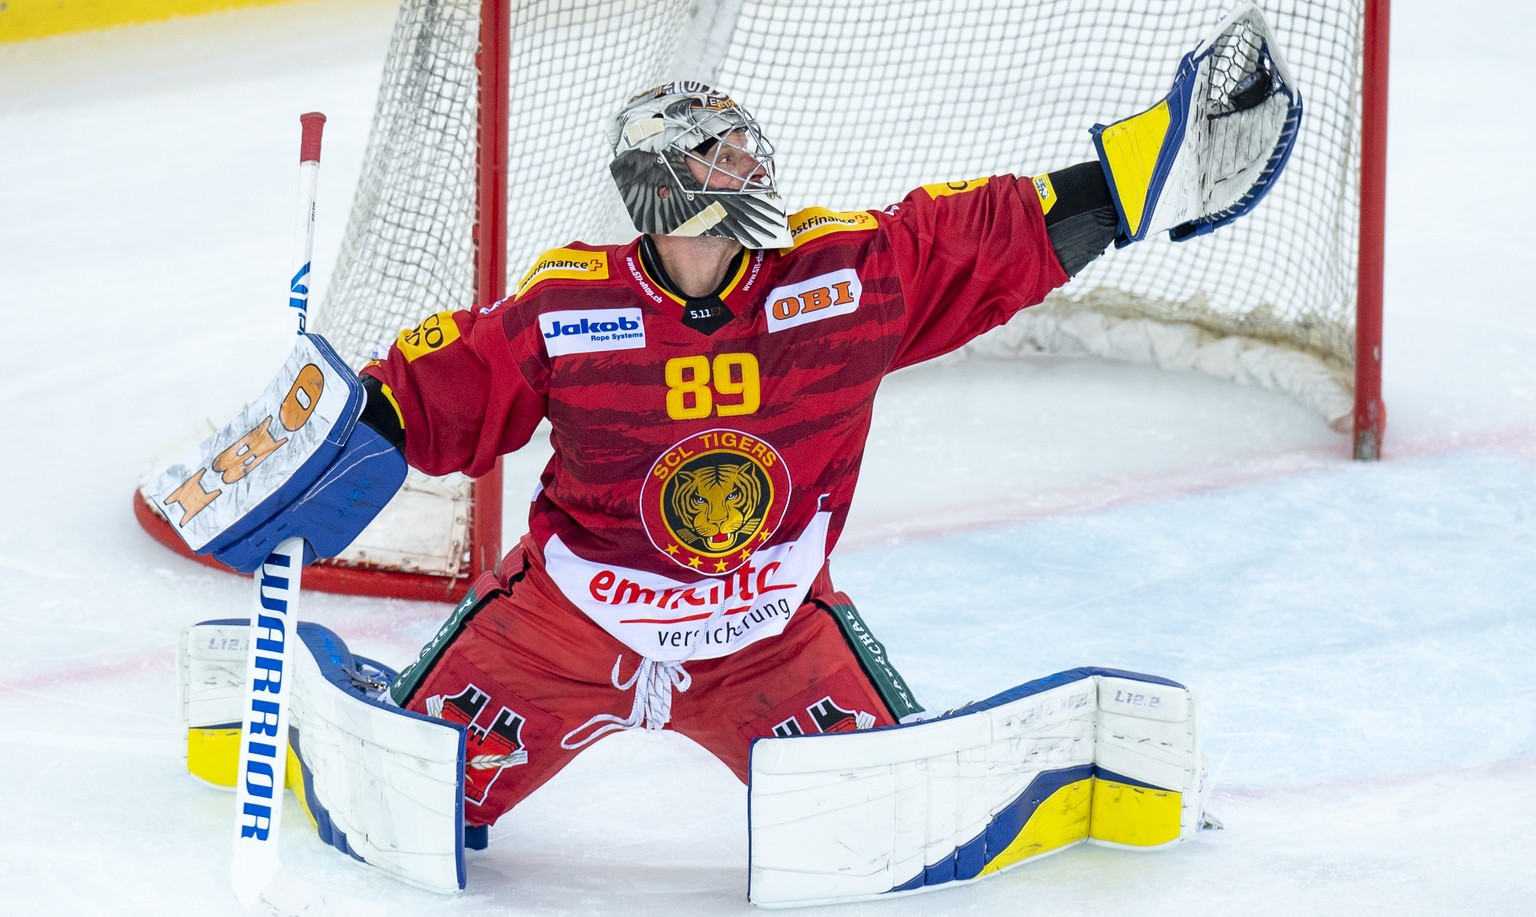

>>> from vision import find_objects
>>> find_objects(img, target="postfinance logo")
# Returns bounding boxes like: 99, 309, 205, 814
788, 207, 878, 247
516, 247, 610, 296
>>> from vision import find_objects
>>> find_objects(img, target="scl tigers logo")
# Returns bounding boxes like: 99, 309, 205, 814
641, 429, 792, 575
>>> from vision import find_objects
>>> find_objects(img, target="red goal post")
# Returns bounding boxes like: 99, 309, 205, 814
134, 0, 1389, 600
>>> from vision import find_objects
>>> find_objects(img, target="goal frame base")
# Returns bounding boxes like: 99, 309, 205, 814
131, 492, 474, 603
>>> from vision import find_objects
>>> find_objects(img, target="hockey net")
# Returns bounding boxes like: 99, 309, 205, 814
136, 0, 1385, 599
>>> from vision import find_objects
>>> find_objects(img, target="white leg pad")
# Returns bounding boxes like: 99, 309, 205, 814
177, 619, 467, 894
747, 667, 1206, 908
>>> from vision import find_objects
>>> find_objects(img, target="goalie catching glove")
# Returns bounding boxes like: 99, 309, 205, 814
148, 333, 407, 573
1092, 2, 1302, 246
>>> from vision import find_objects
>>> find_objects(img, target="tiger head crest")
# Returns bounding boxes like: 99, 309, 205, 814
669, 461, 765, 553
641, 430, 791, 575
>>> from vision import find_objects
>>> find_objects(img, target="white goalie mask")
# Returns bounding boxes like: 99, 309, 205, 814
607, 82, 793, 249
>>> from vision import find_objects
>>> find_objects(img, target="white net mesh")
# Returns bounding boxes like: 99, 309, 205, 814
319, 0, 1364, 431
314, 1, 1366, 579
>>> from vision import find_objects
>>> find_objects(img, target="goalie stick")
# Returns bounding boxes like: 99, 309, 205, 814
227, 112, 373, 917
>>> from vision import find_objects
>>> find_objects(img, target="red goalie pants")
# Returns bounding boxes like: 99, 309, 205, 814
392, 536, 908, 827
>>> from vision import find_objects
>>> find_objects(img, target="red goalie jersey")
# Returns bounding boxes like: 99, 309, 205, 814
363, 176, 1068, 662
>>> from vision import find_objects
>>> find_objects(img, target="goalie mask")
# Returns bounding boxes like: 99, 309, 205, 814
607, 82, 793, 249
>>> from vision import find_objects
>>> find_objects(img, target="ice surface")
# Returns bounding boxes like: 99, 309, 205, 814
1, 1, 1533, 914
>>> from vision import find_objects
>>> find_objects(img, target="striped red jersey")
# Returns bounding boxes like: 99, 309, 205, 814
363, 175, 1068, 660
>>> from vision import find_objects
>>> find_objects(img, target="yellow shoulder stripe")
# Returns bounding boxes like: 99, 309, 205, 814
919, 176, 990, 199
395, 311, 462, 363
788, 207, 879, 248
378, 382, 405, 429
516, 247, 610, 297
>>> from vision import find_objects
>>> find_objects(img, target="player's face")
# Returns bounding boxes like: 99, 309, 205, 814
685, 129, 767, 191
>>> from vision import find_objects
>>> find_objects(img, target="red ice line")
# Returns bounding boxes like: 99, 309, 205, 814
10, 425, 1534, 697
842, 422, 1536, 550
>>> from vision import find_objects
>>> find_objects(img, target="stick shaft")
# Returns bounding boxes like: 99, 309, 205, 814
231, 113, 325, 907
230, 537, 305, 906
289, 112, 326, 334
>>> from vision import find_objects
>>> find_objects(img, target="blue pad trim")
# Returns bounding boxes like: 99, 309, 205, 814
212, 421, 407, 573
287, 622, 469, 892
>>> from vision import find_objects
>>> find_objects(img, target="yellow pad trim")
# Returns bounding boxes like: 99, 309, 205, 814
1089, 777, 1183, 847
980, 778, 1092, 875
975, 773, 1183, 876
287, 745, 318, 829
1097, 100, 1172, 238
186, 728, 305, 798
187, 727, 241, 788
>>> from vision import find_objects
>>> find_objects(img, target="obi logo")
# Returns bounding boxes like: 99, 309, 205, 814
541, 308, 647, 357
426, 683, 529, 806
765, 269, 861, 333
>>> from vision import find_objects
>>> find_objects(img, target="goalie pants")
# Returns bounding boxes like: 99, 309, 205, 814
392, 536, 915, 828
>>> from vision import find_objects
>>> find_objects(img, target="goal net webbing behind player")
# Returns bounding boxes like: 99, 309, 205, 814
305, 0, 1367, 589
319, 0, 1362, 400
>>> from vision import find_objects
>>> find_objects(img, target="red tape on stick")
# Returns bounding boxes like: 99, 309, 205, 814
299, 112, 326, 163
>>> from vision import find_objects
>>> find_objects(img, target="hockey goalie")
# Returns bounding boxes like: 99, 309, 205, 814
160, 4, 1297, 907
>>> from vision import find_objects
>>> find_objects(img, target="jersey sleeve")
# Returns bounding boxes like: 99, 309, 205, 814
360, 300, 550, 478
878, 175, 1070, 370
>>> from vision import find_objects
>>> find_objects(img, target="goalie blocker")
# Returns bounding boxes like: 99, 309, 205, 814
148, 332, 407, 573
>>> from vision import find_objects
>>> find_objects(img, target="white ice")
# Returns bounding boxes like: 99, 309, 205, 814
2, 1, 1534, 914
